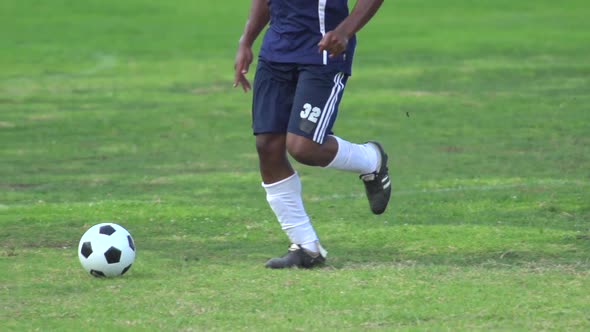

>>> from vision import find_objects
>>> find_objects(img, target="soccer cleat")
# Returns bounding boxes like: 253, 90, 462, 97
360, 141, 391, 215
265, 243, 327, 269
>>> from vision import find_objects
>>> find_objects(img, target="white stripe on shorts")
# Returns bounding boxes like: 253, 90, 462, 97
313, 72, 345, 143
318, 0, 328, 64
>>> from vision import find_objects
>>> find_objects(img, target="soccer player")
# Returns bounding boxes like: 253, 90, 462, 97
233, 0, 390, 269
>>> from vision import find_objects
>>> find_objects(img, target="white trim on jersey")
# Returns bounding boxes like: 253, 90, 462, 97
313, 72, 345, 142
318, 0, 328, 64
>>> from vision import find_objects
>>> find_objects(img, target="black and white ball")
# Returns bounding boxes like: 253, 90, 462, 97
78, 223, 136, 277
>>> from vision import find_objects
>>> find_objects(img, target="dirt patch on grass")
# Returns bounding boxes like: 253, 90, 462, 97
0, 183, 40, 190
398, 90, 453, 97
439, 146, 464, 153
191, 86, 227, 95
27, 114, 58, 121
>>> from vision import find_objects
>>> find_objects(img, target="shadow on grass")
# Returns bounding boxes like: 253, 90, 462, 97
133, 234, 590, 272
325, 248, 590, 271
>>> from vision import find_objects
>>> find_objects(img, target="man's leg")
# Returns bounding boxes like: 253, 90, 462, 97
256, 133, 327, 268
286, 133, 391, 214
286, 133, 377, 172
255, 133, 294, 184
252, 61, 328, 269
286, 65, 392, 215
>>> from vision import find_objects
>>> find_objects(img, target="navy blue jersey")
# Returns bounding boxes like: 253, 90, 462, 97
259, 0, 356, 75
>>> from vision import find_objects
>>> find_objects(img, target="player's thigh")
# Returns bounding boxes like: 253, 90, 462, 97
252, 60, 298, 135
288, 65, 349, 144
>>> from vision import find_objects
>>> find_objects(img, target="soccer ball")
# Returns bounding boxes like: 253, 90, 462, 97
78, 223, 136, 277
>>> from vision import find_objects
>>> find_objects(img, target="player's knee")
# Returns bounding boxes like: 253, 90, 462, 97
255, 134, 285, 157
286, 137, 320, 166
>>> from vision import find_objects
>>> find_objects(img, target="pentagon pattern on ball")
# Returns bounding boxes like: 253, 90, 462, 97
128, 235, 135, 251
104, 246, 122, 264
90, 270, 106, 277
121, 264, 132, 275
99, 225, 116, 235
80, 241, 93, 258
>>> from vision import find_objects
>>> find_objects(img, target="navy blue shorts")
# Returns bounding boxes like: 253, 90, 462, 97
252, 59, 348, 144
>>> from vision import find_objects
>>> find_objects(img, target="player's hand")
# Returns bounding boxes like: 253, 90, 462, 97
318, 29, 349, 58
233, 43, 253, 92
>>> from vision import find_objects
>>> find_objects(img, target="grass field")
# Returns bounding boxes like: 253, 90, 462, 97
2, 0, 590, 330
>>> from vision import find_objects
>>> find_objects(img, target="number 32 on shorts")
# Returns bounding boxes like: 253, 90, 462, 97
299, 103, 322, 134
300, 103, 321, 122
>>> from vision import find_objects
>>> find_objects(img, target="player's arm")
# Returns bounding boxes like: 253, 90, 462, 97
233, 0, 270, 92
318, 0, 384, 58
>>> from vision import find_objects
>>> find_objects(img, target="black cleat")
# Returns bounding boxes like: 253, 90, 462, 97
360, 141, 391, 215
265, 244, 327, 269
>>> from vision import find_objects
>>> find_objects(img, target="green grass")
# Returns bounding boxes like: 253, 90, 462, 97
2, 0, 590, 330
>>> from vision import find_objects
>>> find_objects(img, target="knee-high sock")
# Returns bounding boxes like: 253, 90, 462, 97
325, 135, 379, 174
262, 172, 319, 253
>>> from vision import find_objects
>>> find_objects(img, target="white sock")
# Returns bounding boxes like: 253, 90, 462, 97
262, 173, 320, 253
325, 136, 379, 174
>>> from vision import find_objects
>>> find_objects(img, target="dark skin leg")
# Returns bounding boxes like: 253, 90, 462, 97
256, 133, 339, 184
286, 133, 338, 167
256, 133, 294, 184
